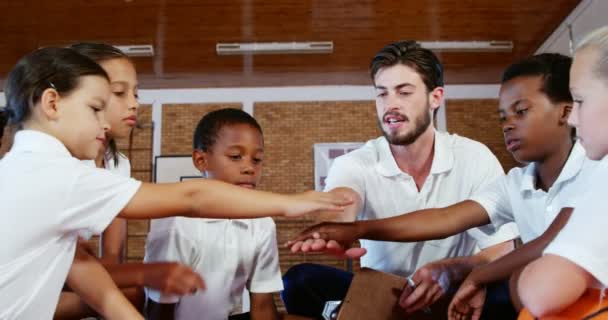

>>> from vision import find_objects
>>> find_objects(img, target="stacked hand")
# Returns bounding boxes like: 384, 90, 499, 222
399, 261, 452, 314
144, 262, 206, 296
287, 221, 367, 259
448, 276, 486, 320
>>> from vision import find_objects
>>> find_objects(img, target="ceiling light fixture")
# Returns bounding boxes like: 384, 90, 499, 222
418, 41, 514, 52
114, 44, 155, 57
216, 41, 334, 55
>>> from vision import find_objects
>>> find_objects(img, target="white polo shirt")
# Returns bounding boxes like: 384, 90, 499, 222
544, 155, 608, 287
325, 131, 519, 277
0, 130, 141, 319
471, 142, 596, 243
105, 152, 131, 177
80, 152, 131, 240
145, 216, 283, 320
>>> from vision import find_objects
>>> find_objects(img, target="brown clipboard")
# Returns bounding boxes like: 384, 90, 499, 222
337, 267, 447, 320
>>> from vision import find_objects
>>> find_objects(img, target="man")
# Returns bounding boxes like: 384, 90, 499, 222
282, 40, 518, 319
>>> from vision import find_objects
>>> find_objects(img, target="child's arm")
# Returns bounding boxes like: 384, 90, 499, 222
104, 262, 205, 295
100, 218, 127, 263
119, 180, 351, 220
250, 292, 280, 320
63, 244, 143, 320
289, 200, 491, 255
518, 254, 593, 317
447, 207, 573, 319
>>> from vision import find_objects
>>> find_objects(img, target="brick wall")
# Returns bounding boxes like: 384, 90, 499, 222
161, 103, 242, 155
445, 99, 519, 172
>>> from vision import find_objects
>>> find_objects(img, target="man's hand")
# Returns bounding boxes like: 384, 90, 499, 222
287, 221, 367, 259
143, 262, 206, 295
448, 275, 486, 320
398, 261, 453, 314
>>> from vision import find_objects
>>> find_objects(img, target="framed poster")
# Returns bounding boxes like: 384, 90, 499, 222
313, 142, 364, 191
154, 155, 200, 183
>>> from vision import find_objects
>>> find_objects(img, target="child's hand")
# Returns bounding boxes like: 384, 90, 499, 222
284, 191, 353, 218
448, 275, 486, 320
286, 221, 367, 259
144, 262, 206, 295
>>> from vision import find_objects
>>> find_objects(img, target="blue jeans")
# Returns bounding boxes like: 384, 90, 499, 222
282, 263, 517, 320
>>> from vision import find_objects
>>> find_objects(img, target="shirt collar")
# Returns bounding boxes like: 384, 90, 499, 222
519, 140, 587, 193
375, 130, 454, 177
10, 130, 72, 157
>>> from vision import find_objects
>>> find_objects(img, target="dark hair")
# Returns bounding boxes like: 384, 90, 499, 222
501, 53, 573, 104
0, 108, 7, 141
370, 40, 444, 91
193, 108, 263, 151
69, 42, 129, 63
1, 47, 108, 137
70, 42, 131, 166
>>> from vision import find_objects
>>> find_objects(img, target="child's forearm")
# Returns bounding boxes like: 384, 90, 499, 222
67, 248, 142, 320
250, 293, 281, 320
358, 200, 489, 242
121, 180, 349, 220
102, 262, 146, 288
469, 208, 573, 285
101, 218, 127, 263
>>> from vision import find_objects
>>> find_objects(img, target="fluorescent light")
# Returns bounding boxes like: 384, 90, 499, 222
114, 45, 155, 57
418, 41, 513, 52
216, 41, 334, 55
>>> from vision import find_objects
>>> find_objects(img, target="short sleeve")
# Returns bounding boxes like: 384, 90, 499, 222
247, 219, 283, 293
544, 162, 608, 286
323, 155, 366, 200
59, 164, 141, 236
469, 174, 515, 233
464, 146, 519, 247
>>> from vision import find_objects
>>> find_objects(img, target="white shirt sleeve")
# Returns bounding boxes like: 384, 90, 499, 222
247, 218, 283, 293
323, 155, 366, 204
544, 163, 608, 286
59, 163, 141, 236
145, 225, 198, 303
469, 174, 515, 233
464, 147, 519, 248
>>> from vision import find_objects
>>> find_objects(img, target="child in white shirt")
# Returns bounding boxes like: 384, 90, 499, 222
0, 47, 350, 320
145, 109, 285, 320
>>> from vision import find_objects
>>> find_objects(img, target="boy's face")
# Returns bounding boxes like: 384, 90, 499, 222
192, 123, 264, 189
498, 75, 570, 163
569, 48, 608, 160
53, 75, 111, 160
373, 63, 442, 146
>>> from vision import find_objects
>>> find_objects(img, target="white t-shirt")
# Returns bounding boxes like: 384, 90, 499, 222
145, 216, 283, 320
544, 155, 608, 287
0, 130, 141, 320
325, 131, 518, 277
471, 142, 596, 243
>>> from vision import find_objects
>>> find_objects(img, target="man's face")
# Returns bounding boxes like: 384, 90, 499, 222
374, 64, 440, 145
